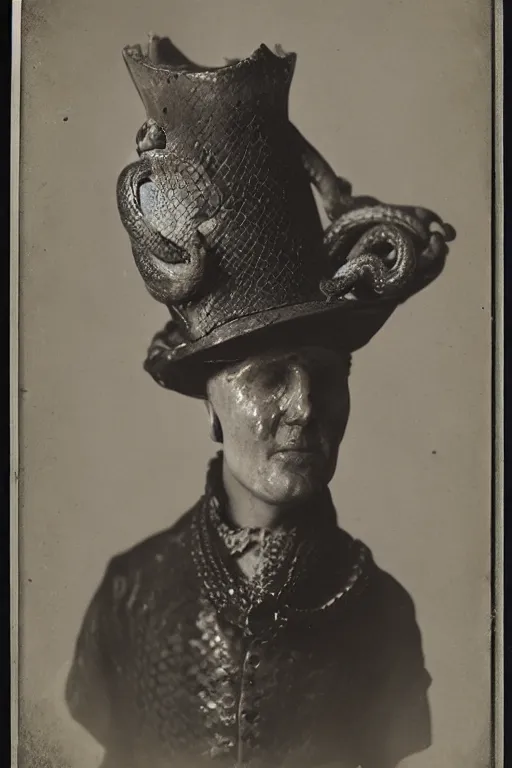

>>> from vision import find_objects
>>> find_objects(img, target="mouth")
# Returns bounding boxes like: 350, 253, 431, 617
275, 446, 315, 453
272, 446, 322, 464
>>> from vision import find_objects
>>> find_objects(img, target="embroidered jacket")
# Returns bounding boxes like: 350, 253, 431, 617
66, 456, 432, 768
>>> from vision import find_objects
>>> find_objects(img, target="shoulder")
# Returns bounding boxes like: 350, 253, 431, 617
366, 562, 419, 626
356, 552, 430, 684
334, 528, 419, 627
95, 501, 201, 611
333, 531, 427, 662
112, 502, 198, 568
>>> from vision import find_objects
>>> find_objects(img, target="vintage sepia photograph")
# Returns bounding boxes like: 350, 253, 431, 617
13, 1, 497, 766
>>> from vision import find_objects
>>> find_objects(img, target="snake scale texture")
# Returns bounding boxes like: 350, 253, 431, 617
116, 37, 455, 311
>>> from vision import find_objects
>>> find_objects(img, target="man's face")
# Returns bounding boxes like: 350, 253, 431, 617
206, 345, 351, 505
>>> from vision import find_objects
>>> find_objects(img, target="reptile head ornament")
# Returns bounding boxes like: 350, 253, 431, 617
116, 34, 456, 397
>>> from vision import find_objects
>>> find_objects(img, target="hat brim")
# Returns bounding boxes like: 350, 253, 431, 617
144, 250, 446, 398
143, 293, 404, 398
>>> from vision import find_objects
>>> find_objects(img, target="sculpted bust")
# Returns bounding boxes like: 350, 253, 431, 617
66, 34, 455, 768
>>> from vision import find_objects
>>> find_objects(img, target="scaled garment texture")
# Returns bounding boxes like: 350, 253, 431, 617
66, 455, 432, 768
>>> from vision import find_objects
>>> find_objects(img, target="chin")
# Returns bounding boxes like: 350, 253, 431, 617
266, 468, 326, 505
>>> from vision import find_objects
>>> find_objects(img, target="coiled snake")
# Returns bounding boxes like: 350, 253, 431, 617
293, 124, 455, 299
116, 119, 222, 304
117, 116, 455, 306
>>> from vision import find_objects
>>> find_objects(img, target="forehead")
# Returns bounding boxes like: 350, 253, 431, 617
247, 345, 343, 365
217, 345, 349, 379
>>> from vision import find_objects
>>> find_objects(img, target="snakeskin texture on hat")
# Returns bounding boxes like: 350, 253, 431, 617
116, 35, 455, 396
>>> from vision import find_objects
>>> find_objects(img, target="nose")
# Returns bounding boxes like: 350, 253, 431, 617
282, 365, 313, 426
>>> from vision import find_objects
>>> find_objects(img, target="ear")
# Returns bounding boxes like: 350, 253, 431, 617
205, 402, 223, 443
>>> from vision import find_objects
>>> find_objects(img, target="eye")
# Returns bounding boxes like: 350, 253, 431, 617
252, 364, 285, 391
261, 370, 283, 389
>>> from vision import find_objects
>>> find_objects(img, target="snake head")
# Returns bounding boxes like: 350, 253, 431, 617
136, 119, 167, 156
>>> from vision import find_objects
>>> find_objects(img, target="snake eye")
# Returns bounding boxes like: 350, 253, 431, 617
136, 119, 166, 155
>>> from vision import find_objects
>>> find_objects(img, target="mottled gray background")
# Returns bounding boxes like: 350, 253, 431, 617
18, 0, 492, 765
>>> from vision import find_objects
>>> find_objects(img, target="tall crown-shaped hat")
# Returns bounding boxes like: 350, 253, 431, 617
117, 36, 455, 397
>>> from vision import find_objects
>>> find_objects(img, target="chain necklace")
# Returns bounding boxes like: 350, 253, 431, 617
190, 454, 373, 639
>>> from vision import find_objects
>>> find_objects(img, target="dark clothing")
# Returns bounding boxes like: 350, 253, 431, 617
66, 459, 431, 768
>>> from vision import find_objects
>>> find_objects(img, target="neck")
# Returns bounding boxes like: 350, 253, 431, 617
221, 461, 293, 530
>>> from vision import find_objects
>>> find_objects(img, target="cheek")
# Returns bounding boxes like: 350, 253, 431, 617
221, 391, 278, 452
220, 397, 281, 496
